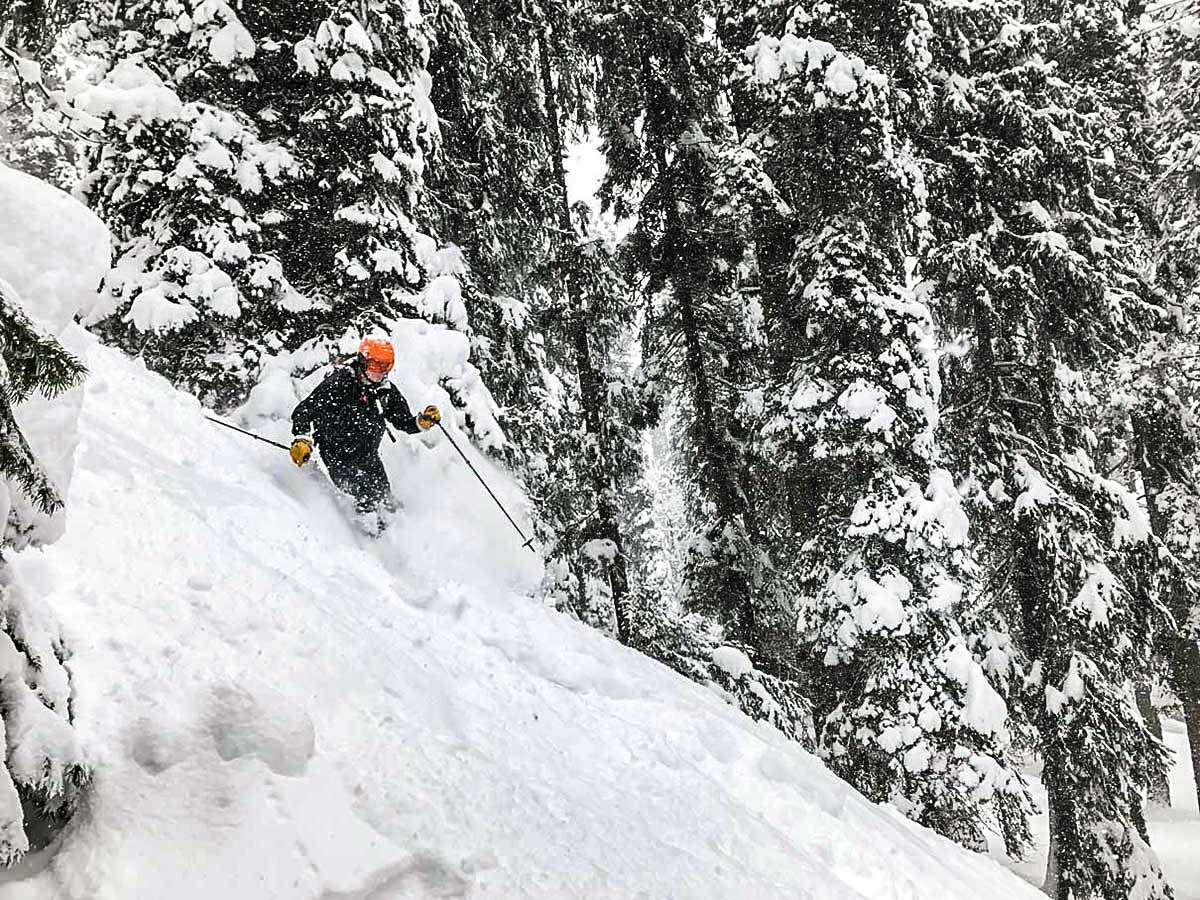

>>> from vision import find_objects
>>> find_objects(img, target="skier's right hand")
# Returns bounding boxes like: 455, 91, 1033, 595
417, 404, 442, 430
290, 437, 313, 467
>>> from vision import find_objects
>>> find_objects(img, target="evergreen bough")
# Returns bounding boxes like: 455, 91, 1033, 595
0, 277, 89, 866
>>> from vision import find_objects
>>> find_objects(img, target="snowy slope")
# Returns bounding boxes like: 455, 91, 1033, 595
0, 340, 1052, 899
0, 159, 1046, 900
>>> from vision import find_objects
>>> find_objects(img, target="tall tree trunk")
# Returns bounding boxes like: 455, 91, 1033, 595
1136, 680, 1172, 809
1042, 752, 1079, 900
1173, 636, 1200, 811
675, 273, 757, 647
536, 28, 633, 644
1133, 404, 1200, 809
1043, 788, 1063, 900
638, 41, 759, 650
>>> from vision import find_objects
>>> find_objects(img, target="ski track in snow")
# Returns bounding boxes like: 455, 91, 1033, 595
1, 343, 1055, 899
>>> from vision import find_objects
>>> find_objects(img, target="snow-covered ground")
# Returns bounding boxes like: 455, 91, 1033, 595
0, 350, 1054, 898
1004, 719, 1200, 898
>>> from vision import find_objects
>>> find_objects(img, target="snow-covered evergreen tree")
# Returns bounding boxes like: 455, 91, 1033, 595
524, 4, 645, 643
0, 283, 84, 527
422, 0, 620, 638
622, 425, 688, 607
921, 0, 1173, 893
0, 3, 80, 185
547, 203, 643, 639
0, 259, 89, 868
1153, 0, 1200, 299
588, 0, 773, 658
60, 0, 447, 407
1128, 360, 1200, 814
738, 6, 1030, 849
423, 0, 559, 454
1141, 0, 1200, 815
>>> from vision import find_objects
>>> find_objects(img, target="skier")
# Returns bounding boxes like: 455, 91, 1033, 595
289, 337, 441, 529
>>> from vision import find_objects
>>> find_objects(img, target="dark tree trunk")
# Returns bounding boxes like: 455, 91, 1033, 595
1133, 403, 1200, 810
536, 28, 633, 644
675, 273, 757, 647
1036, 748, 1084, 900
1043, 785, 1062, 900
1136, 680, 1172, 809
1174, 637, 1200, 812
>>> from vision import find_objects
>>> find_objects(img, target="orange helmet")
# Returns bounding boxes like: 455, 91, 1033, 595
358, 337, 395, 377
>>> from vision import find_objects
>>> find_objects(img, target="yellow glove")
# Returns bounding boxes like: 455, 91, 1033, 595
290, 438, 313, 467
417, 405, 442, 431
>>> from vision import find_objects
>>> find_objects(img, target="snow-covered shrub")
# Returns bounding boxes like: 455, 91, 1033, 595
707, 645, 815, 750
0, 277, 91, 862
0, 572, 88, 864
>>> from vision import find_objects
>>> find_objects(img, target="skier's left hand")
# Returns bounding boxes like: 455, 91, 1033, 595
417, 405, 441, 430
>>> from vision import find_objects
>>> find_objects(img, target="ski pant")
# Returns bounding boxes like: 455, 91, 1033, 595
322, 450, 393, 515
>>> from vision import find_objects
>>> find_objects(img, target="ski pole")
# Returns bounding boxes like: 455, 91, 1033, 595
205, 416, 292, 452
436, 422, 537, 553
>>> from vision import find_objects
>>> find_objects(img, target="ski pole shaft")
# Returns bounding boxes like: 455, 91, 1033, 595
205, 416, 292, 452
436, 422, 536, 553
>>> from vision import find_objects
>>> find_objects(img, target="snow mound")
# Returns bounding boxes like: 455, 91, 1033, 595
0, 163, 108, 545
0, 340, 1048, 899
0, 164, 110, 335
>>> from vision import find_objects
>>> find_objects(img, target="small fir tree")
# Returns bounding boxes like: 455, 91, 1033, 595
0, 276, 89, 866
